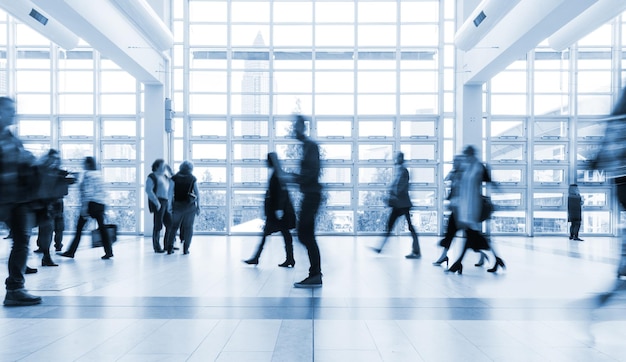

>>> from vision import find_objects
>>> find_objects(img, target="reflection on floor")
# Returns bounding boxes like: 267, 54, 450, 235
1, 233, 626, 361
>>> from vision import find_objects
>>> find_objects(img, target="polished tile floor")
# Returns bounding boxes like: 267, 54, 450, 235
1, 232, 626, 361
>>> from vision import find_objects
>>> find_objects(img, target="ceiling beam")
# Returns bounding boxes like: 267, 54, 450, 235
459, 0, 598, 85
31, 0, 167, 85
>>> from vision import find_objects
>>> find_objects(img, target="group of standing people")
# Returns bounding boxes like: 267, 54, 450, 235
145, 159, 200, 255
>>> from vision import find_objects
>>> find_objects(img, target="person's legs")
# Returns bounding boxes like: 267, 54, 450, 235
36, 208, 56, 266
295, 192, 322, 283
152, 200, 167, 252
376, 208, 401, 252
53, 212, 64, 251
279, 228, 295, 266
403, 209, 421, 257
63, 214, 88, 256
165, 207, 183, 254
89, 202, 112, 258
180, 208, 196, 254
616, 181, 626, 277
4, 204, 40, 306
246, 229, 270, 264
571, 221, 582, 240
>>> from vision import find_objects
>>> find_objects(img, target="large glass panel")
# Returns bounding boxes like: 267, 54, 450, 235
192, 119, 227, 138
534, 119, 567, 139
491, 144, 524, 162
101, 71, 136, 92
60, 143, 94, 161
189, 71, 228, 92
358, 144, 393, 161
577, 144, 601, 163
17, 120, 50, 137
320, 167, 351, 184
233, 143, 268, 161
22, 142, 50, 157
233, 119, 268, 138
533, 144, 566, 162
317, 120, 352, 138
491, 95, 526, 115
358, 167, 392, 185
320, 144, 352, 161
410, 190, 436, 207
492, 192, 523, 207
533, 192, 564, 207
16, 70, 50, 92
408, 167, 436, 184
274, 2, 312, 23
102, 166, 136, 183
102, 120, 136, 137
412, 211, 438, 233
492, 211, 526, 233
59, 95, 94, 114
577, 121, 605, 139
191, 143, 227, 161
492, 169, 523, 183
401, 120, 436, 138
400, 143, 436, 161
233, 166, 268, 184
325, 190, 352, 207
16, 94, 50, 114
101, 94, 136, 114
107, 190, 136, 207
359, 190, 386, 207
533, 211, 567, 233
576, 169, 606, 184
533, 169, 565, 184
102, 143, 136, 161
196, 208, 227, 232
359, 120, 393, 138
357, 209, 388, 232
491, 120, 524, 138
195, 167, 227, 184
581, 192, 607, 207
60, 119, 93, 138
320, 210, 354, 233
582, 211, 610, 233
106, 208, 136, 232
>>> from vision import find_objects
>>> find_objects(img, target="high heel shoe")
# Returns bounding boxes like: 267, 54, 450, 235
475, 251, 489, 267
487, 257, 505, 273
445, 262, 462, 275
432, 256, 448, 267
278, 260, 295, 268
243, 258, 259, 265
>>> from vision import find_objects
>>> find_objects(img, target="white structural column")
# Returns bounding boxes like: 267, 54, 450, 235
143, 85, 167, 236
456, 0, 484, 156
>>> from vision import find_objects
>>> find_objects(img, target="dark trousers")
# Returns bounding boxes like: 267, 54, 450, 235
35, 207, 55, 262
570, 221, 581, 238
617, 179, 626, 271
66, 202, 112, 256
5, 204, 36, 291
151, 198, 170, 252
380, 207, 420, 253
440, 212, 458, 249
251, 226, 294, 262
298, 192, 321, 276
452, 228, 490, 265
53, 213, 64, 250
165, 202, 196, 253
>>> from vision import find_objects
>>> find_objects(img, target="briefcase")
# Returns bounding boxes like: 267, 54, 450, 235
91, 224, 118, 247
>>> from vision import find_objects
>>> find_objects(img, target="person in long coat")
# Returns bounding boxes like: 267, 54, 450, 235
244, 152, 296, 267
445, 145, 505, 274
373, 151, 421, 258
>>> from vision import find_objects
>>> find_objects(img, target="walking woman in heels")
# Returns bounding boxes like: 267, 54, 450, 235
244, 152, 296, 267
445, 145, 505, 275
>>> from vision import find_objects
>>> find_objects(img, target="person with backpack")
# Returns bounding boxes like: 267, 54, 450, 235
146, 159, 172, 253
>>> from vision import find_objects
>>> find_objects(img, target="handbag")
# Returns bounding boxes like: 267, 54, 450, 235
91, 224, 118, 248
479, 195, 494, 222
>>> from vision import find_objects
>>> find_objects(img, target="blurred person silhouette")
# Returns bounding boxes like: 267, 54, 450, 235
164, 160, 199, 255
568, 184, 584, 241
445, 145, 505, 274
60, 156, 113, 259
286, 115, 324, 288
244, 152, 296, 267
146, 158, 172, 253
372, 151, 421, 259
592, 86, 626, 280
0, 96, 42, 305
33, 149, 74, 266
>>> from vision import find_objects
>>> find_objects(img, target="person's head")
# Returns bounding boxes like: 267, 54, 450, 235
0, 96, 16, 130
569, 184, 580, 195
179, 160, 194, 174
462, 145, 476, 158
452, 154, 465, 169
395, 151, 405, 165
46, 148, 61, 168
293, 115, 308, 141
152, 158, 165, 172
84, 156, 97, 171
267, 152, 276, 168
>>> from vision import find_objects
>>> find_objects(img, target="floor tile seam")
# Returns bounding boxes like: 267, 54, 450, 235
494, 239, 619, 264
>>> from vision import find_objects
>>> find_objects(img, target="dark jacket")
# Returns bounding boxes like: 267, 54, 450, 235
388, 165, 412, 209
296, 138, 322, 194
172, 173, 197, 204
568, 195, 583, 222
264, 172, 296, 233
